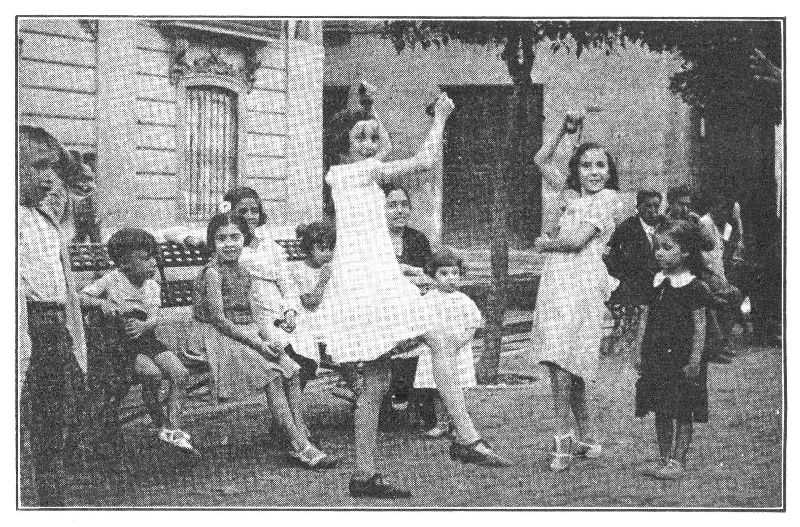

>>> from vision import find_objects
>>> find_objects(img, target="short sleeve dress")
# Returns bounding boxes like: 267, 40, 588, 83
635, 272, 714, 423
309, 159, 438, 364
532, 188, 621, 382
240, 231, 318, 363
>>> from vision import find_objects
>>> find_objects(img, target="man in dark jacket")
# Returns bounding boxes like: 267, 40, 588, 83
604, 189, 662, 354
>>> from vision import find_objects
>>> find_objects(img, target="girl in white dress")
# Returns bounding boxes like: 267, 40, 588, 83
532, 111, 622, 472
317, 91, 512, 499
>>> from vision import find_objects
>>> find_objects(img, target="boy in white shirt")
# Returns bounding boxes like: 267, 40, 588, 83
81, 228, 194, 455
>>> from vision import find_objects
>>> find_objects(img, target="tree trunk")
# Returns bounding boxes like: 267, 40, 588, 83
476, 35, 534, 385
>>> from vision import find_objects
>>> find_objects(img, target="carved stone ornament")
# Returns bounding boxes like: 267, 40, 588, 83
78, 19, 98, 40
154, 22, 262, 92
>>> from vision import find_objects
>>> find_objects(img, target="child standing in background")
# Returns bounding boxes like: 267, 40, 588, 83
633, 219, 716, 480
413, 248, 482, 439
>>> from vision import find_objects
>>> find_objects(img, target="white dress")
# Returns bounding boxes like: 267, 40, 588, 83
287, 260, 328, 351
413, 289, 482, 389
240, 226, 319, 363
531, 189, 621, 382
310, 159, 438, 363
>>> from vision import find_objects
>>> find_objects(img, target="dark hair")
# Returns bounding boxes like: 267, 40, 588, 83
666, 184, 692, 205
381, 182, 411, 202
566, 142, 619, 193
206, 213, 251, 253
425, 246, 464, 278
636, 189, 662, 208
223, 186, 266, 228
323, 108, 377, 172
107, 228, 158, 265
655, 219, 705, 276
18, 126, 72, 203
296, 221, 336, 253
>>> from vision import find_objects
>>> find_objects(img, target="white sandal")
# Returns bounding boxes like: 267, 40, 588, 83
550, 431, 575, 472
159, 428, 197, 453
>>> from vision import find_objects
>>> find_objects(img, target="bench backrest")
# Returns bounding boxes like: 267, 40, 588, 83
70, 239, 308, 308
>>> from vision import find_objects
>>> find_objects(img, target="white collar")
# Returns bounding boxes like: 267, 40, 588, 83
653, 270, 696, 288
639, 216, 656, 234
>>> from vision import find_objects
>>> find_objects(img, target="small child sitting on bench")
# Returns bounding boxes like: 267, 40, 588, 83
81, 228, 194, 454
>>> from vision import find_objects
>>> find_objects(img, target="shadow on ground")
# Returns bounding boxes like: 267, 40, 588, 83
18, 335, 783, 508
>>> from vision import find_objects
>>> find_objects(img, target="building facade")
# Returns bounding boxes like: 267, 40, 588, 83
19, 18, 325, 237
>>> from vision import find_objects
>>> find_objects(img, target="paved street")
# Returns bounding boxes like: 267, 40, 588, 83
19, 332, 783, 509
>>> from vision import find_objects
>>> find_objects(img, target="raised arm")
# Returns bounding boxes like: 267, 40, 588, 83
372, 93, 454, 189
534, 112, 583, 191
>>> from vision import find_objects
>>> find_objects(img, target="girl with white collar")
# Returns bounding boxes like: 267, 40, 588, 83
633, 219, 717, 481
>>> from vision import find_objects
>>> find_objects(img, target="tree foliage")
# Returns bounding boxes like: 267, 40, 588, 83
382, 20, 782, 122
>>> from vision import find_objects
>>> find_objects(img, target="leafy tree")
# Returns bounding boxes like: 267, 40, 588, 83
381, 19, 782, 383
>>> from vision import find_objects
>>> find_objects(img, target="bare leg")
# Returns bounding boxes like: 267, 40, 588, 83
153, 352, 188, 431
353, 356, 391, 479
569, 376, 598, 444
134, 355, 164, 429
264, 377, 309, 452
434, 393, 450, 426
283, 374, 310, 439
423, 331, 480, 444
549, 365, 574, 436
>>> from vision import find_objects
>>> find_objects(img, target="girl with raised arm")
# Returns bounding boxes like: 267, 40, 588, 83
317, 89, 512, 499
532, 111, 622, 472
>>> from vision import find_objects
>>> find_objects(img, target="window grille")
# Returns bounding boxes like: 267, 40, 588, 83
185, 85, 238, 219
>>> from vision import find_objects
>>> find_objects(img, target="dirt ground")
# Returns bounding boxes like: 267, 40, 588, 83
18, 334, 783, 509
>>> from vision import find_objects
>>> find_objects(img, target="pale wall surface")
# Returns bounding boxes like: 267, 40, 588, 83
324, 27, 694, 240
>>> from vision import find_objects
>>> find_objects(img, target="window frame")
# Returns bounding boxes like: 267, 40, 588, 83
175, 73, 249, 221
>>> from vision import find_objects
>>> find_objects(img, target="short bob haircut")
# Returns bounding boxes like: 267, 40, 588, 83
223, 187, 267, 228
206, 213, 252, 253
565, 142, 619, 193
425, 246, 464, 278
296, 221, 336, 254
323, 107, 376, 172
654, 219, 705, 277
107, 227, 158, 265
636, 189, 662, 208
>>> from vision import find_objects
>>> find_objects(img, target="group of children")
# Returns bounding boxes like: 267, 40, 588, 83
19, 95, 749, 504
75, 184, 480, 472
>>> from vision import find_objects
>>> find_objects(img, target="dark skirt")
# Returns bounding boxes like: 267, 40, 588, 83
635, 361, 709, 422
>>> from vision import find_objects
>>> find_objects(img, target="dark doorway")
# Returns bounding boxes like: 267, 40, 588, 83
321, 85, 351, 214
441, 84, 543, 249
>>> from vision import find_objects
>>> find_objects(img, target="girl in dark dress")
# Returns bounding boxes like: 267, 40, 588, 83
633, 219, 716, 480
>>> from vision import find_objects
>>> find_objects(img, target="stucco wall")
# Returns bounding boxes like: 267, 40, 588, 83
324, 28, 694, 240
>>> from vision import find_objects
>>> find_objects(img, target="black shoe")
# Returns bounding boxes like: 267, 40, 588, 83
707, 354, 732, 364
449, 439, 514, 467
349, 473, 412, 499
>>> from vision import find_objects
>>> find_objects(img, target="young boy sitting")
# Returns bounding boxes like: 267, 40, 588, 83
81, 228, 194, 453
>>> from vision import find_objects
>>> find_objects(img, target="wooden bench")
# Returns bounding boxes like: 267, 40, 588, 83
70, 239, 310, 423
